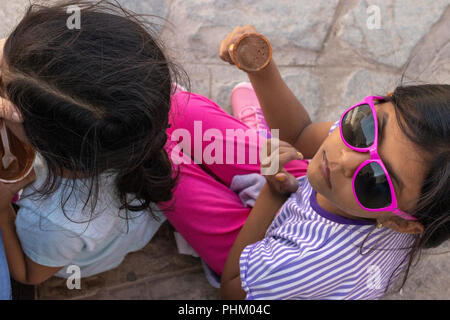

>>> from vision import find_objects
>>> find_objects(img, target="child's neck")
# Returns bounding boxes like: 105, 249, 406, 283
315, 192, 373, 222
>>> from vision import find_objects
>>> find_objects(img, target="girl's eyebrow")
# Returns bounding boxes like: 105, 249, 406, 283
379, 112, 404, 192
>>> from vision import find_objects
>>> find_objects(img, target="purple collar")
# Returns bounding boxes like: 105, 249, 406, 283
309, 190, 375, 226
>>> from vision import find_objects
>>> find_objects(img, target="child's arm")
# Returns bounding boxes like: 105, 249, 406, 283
246, 59, 312, 143
247, 62, 334, 158
219, 26, 334, 159
0, 204, 63, 285
220, 140, 302, 299
0, 170, 63, 285
220, 182, 288, 299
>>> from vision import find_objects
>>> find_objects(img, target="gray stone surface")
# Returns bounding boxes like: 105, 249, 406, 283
384, 242, 450, 300
0, 0, 30, 38
117, 0, 170, 33
402, 5, 450, 84
342, 69, 400, 106
161, 0, 339, 65
36, 222, 220, 300
209, 65, 250, 114
338, 0, 449, 68
0, 0, 448, 300
0, 0, 171, 37
280, 68, 322, 120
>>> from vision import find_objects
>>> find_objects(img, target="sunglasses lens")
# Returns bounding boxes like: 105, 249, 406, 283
354, 162, 392, 209
341, 104, 375, 148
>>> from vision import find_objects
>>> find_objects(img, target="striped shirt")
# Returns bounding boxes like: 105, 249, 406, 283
238, 122, 416, 300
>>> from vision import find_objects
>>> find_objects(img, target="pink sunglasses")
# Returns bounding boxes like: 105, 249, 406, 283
339, 96, 417, 221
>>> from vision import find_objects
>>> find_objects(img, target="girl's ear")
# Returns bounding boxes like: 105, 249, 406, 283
379, 216, 424, 234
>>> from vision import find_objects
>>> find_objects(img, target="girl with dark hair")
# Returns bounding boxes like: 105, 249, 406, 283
0, 0, 183, 284
0, 0, 303, 287
217, 26, 450, 299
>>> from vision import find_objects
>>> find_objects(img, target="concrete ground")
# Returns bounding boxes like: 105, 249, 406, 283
0, 0, 449, 300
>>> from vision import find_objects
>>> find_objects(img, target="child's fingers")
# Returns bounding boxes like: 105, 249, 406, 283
260, 143, 303, 170
219, 25, 259, 65
0, 97, 23, 123
278, 145, 303, 158
0, 38, 5, 66
261, 140, 300, 193
4, 169, 36, 191
0, 169, 35, 206
263, 138, 298, 155
260, 137, 282, 166
277, 148, 303, 167
270, 170, 299, 194
19, 169, 36, 188
219, 35, 234, 64
15, 169, 36, 193
219, 27, 243, 64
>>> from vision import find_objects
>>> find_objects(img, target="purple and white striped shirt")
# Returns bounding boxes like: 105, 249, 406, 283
238, 122, 415, 300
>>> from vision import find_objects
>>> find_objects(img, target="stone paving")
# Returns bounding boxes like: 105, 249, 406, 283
0, 0, 449, 300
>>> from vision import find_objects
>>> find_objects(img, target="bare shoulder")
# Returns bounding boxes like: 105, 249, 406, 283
293, 121, 335, 159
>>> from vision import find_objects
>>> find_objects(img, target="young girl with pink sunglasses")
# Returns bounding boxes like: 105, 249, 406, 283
218, 26, 450, 299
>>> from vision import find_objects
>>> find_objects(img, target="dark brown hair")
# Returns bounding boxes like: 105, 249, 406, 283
1, 0, 187, 220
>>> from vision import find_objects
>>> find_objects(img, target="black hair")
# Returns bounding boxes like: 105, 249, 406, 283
1, 0, 188, 220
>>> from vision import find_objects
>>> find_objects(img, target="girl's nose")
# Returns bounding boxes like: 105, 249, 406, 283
338, 148, 370, 178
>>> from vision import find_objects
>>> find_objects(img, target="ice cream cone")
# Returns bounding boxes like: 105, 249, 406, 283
229, 33, 272, 72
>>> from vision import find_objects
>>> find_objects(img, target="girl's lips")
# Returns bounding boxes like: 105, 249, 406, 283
321, 150, 332, 189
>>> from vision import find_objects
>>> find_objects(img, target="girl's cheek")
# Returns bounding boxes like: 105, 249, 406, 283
328, 175, 367, 216
331, 183, 355, 210
336, 192, 379, 219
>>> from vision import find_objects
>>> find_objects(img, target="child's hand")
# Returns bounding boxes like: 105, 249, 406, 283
0, 38, 23, 124
261, 139, 303, 196
219, 25, 259, 65
0, 99, 23, 123
0, 169, 35, 212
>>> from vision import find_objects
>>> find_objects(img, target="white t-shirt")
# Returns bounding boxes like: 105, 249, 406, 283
15, 154, 165, 278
